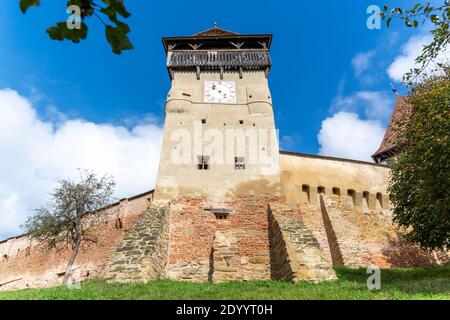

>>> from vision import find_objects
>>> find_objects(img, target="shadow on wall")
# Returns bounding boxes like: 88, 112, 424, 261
382, 234, 441, 267
208, 246, 214, 282
319, 194, 344, 267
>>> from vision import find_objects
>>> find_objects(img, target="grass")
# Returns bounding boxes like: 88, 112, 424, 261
0, 265, 449, 300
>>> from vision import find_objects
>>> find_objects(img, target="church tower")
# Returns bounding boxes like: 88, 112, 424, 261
109, 27, 335, 284
154, 26, 284, 202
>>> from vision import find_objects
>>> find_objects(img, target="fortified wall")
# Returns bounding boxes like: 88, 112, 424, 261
279, 152, 446, 268
0, 153, 448, 291
106, 153, 447, 285
0, 191, 153, 291
0, 27, 448, 291
108, 194, 337, 284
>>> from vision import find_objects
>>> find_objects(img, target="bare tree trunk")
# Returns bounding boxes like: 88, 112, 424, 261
62, 238, 81, 285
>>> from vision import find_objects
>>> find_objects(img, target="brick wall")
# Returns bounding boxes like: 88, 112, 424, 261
0, 191, 152, 291
166, 195, 281, 282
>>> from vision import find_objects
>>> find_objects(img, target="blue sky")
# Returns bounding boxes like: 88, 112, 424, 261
1, 0, 418, 146
0, 0, 435, 238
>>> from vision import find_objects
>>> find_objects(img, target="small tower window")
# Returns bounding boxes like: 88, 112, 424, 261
201, 119, 206, 124
235, 157, 245, 170
197, 156, 210, 170
239, 120, 244, 124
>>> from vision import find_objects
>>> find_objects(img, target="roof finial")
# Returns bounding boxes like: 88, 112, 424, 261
214, 22, 218, 28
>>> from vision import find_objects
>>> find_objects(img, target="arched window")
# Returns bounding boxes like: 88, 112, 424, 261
318, 186, 325, 194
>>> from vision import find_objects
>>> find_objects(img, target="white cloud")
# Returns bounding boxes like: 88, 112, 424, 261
352, 50, 375, 77
0, 88, 163, 240
317, 112, 385, 162
331, 90, 393, 122
387, 34, 449, 82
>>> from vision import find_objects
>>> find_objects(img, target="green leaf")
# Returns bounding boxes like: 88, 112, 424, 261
386, 17, 392, 27
114, 20, 131, 33
19, 0, 40, 14
430, 14, 439, 24
102, 0, 131, 18
410, 3, 421, 13
100, 5, 116, 20
105, 25, 133, 54
405, 17, 412, 27
46, 22, 88, 43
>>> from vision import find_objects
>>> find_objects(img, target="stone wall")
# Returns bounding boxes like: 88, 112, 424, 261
280, 152, 449, 268
294, 204, 333, 265
319, 195, 344, 266
108, 203, 169, 283
2, 151, 448, 290
279, 152, 390, 208
268, 203, 336, 282
268, 209, 293, 281
166, 196, 279, 282
0, 191, 153, 291
210, 231, 242, 282
320, 194, 444, 268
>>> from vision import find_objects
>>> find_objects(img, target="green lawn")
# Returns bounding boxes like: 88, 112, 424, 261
1, 265, 449, 300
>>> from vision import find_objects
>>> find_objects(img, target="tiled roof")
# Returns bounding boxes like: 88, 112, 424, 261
193, 27, 239, 37
280, 151, 389, 168
372, 96, 411, 158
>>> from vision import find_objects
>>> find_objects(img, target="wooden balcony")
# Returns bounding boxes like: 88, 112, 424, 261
167, 49, 271, 70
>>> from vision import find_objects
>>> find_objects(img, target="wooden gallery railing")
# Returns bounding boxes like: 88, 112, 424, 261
166, 50, 272, 78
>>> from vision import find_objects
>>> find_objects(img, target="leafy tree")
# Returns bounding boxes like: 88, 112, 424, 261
381, 1, 450, 84
19, 0, 133, 54
388, 67, 450, 250
23, 171, 116, 284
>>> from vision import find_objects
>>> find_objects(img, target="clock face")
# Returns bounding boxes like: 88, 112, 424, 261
204, 81, 236, 104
